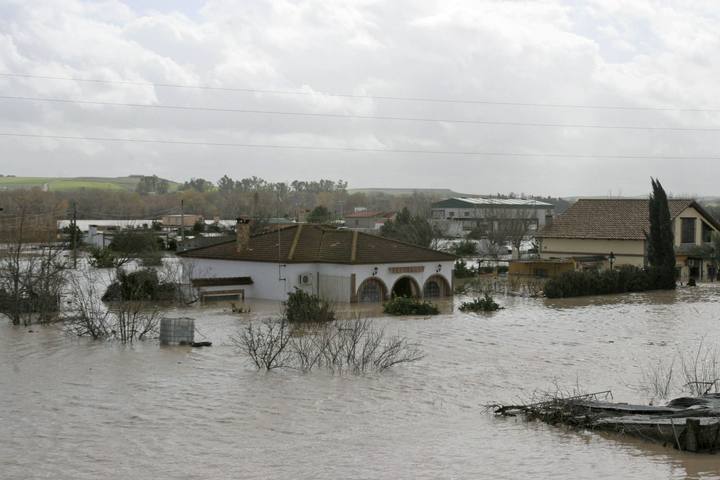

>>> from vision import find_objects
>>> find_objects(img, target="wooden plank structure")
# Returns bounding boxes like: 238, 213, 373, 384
494, 393, 720, 453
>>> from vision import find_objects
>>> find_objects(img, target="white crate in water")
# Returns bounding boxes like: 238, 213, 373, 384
160, 318, 195, 346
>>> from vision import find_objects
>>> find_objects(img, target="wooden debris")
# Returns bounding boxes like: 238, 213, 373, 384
492, 392, 720, 453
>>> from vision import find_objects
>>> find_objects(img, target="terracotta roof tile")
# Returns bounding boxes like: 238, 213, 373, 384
344, 210, 395, 219
178, 224, 455, 264
537, 198, 707, 240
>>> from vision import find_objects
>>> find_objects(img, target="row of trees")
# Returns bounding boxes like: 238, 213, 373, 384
0, 180, 445, 222
175, 176, 348, 196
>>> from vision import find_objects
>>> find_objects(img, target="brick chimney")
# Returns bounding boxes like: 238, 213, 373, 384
236, 217, 252, 253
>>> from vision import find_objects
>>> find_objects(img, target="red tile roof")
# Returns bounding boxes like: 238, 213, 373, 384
344, 210, 395, 219
178, 224, 455, 264
538, 198, 719, 240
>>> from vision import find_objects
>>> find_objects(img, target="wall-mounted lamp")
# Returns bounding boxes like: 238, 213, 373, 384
372, 267, 379, 276
436, 264, 442, 273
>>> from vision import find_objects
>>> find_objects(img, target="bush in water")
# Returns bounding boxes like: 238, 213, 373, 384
383, 296, 439, 316
283, 288, 336, 323
459, 294, 502, 312
543, 265, 673, 299
102, 268, 176, 302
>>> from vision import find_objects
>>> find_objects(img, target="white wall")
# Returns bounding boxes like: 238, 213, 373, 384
182, 258, 455, 302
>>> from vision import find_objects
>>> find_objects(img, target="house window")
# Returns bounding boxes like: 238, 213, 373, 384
681, 218, 696, 244
448, 211, 455, 218
702, 221, 713, 243
464, 211, 470, 217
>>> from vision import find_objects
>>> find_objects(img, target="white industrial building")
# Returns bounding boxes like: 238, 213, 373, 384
431, 197, 555, 237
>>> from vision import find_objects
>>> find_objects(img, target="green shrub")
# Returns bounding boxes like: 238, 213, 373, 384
102, 268, 176, 302
383, 296, 439, 316
459, 294, 502, 312
543, 266, 673, 299
284, 288, 335, 323
140, 251, 164, 266
452, 240, 479, 256
88, 247, 117, 268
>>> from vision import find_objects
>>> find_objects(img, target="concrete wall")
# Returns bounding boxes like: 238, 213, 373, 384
182, 258, 455, 302
541, 238, 645, 267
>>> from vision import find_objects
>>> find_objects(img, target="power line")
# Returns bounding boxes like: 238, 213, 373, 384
1, 71, 717, 113
2, 131, 720, 160
2, 95, 720, 132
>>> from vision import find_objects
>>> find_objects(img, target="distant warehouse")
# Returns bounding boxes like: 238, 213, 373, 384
431, 197, 554, 237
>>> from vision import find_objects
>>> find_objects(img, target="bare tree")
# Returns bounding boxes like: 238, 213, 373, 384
233, 319, 292, 370
112, 300, 162, 343
470, 206, 538, 260
0, 203, 66, 325
65, 270, 113, 339
65, 268, 163, 343
233, 317, 424, 373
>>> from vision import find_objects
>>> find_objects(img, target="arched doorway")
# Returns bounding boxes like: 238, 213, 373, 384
357, 277, 388, 303
391, 276, 421, 298
423, 275, 451, 298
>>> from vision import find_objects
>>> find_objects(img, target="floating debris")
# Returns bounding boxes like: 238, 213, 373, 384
492, 391, 720, 453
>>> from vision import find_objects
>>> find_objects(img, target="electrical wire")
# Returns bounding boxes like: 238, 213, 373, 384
2, 95, 720, 132
1, 71, 717, 113
2, 131, 720, 159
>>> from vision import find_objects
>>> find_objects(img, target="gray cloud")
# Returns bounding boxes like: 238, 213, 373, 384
1, 0, 720, 197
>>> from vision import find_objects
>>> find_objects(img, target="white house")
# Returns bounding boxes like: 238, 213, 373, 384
178, 219, 456, 303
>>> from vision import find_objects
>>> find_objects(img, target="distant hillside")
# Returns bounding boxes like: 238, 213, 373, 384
0, 176, 179, 192
348, 187, 472, 197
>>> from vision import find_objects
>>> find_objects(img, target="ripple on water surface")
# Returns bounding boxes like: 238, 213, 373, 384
2, 286, 720, 479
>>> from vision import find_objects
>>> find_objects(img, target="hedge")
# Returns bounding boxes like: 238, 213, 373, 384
543, 266, 675, 299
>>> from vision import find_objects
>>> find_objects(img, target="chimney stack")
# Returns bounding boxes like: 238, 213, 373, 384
236, 217, 252, 253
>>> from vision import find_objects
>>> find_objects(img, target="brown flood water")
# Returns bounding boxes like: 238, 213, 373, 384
3, 285, 720, 479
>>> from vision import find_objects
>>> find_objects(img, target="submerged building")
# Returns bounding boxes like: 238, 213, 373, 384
178, 219, 456, 303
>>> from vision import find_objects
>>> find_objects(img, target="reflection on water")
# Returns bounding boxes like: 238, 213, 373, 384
2, 285, 720, 479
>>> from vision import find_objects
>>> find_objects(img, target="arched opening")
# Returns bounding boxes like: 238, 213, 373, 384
423, 275, 451, 298
357, 277, 388, 303
391, 276, 421, 298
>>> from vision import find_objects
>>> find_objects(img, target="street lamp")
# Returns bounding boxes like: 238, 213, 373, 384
609, 251, 615, 271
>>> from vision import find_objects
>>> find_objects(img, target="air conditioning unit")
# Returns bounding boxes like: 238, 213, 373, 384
298, 272, 314, 285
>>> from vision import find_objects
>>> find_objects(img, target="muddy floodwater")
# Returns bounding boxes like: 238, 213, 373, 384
3, 286, 720, 479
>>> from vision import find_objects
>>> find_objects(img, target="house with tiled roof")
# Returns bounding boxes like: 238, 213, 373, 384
343, 209, 396, 231
178, 218, 455, 303
536, 198, 720, 280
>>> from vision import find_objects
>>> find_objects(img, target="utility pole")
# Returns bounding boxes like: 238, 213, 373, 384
71, 201, 77, 269
180, 199, 185, 245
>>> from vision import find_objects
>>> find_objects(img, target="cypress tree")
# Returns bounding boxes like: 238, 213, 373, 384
646, 178, 676, 289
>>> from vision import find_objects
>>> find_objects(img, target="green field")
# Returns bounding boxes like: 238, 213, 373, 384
0, 176, 179, 192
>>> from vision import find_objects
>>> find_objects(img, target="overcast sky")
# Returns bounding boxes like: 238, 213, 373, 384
2, 0, 720, 197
